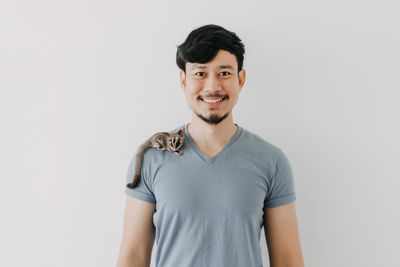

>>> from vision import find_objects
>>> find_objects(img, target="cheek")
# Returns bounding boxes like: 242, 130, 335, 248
186, 80, 203, 92
186, 88, 201, 101
225, 93, 238, 106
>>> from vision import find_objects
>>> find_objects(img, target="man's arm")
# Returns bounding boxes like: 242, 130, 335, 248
263, 202, 304, 267
117, 196, 156, 267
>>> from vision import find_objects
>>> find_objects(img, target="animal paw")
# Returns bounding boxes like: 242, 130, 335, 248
174, 149, 183, 156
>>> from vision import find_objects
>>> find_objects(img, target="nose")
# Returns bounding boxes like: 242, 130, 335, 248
204, 74, 222, 94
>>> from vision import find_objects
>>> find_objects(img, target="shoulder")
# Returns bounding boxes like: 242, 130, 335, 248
238, 126, 285, 162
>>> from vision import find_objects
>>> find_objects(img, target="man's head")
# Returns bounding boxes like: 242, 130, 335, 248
176, 24, 246, 125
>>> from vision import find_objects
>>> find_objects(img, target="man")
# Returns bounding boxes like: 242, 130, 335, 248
117, 24, 304, 267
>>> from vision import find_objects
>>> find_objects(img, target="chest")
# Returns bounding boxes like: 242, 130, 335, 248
152, 159, 267, 220
194, 142, 225, 159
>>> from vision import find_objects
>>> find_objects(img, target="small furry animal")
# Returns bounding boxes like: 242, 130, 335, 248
126, 127, 185, 189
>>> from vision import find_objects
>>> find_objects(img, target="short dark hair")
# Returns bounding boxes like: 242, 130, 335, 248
176, 24, 245, 73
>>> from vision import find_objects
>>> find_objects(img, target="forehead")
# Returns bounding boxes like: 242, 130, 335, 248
187, 50, 237, 71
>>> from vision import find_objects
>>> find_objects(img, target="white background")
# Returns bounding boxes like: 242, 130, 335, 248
1, 0, 399, 266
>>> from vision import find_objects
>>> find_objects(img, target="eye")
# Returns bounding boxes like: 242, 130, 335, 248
194, 72, 205, 77
220, 71, 231, 76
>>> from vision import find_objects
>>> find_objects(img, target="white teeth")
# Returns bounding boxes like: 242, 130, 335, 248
202, 98, 224, 103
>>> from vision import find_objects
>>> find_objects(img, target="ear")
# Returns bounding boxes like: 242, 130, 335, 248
177, 127, 184, 135
179, 70, 186, 92
238, 69, 246, 93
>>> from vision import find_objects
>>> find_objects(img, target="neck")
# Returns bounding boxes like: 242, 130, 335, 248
187, 114, 238, 148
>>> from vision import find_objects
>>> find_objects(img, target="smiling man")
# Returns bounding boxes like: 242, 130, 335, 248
118, 24, 305, 267
178, 48, 244, 159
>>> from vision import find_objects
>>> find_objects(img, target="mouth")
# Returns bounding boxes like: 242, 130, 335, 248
199, 96, 226, 107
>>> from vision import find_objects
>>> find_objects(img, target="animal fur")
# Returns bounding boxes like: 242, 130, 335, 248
126, 127, 185, 189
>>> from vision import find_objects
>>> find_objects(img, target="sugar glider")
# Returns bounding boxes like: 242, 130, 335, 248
126, 127, 185, 189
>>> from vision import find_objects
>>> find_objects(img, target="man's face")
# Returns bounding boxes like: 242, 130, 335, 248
179, 49, 246, 125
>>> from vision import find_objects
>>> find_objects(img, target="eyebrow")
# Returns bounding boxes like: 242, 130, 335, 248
191, 64, 234, 70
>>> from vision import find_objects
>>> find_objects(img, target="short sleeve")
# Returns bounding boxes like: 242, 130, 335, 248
124, 152, 156, 204
264, 150, 296, 208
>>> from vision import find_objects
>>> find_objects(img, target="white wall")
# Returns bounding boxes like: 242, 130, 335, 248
1, 0, 399, 266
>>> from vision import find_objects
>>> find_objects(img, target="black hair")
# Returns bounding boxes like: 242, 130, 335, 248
176, 24, 245, 73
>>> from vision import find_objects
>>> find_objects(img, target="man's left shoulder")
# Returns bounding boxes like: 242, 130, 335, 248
239, 126, 283, 158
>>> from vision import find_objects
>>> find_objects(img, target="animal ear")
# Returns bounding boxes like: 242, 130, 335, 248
177, 127, 184, 135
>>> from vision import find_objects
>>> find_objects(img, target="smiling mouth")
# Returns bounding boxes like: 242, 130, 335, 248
199, 96, 226, 102
199, 96, 226, 107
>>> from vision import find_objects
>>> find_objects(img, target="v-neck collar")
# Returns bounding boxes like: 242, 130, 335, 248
182, 122, 242, 165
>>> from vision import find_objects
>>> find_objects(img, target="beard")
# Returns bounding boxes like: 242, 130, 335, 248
195, 110, 230, 125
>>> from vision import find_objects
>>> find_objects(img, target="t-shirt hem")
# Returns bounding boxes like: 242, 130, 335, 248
264, 194, 296, 209
125, 188, 156, 204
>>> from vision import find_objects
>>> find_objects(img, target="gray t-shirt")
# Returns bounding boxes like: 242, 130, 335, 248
125, 122, 296, 267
